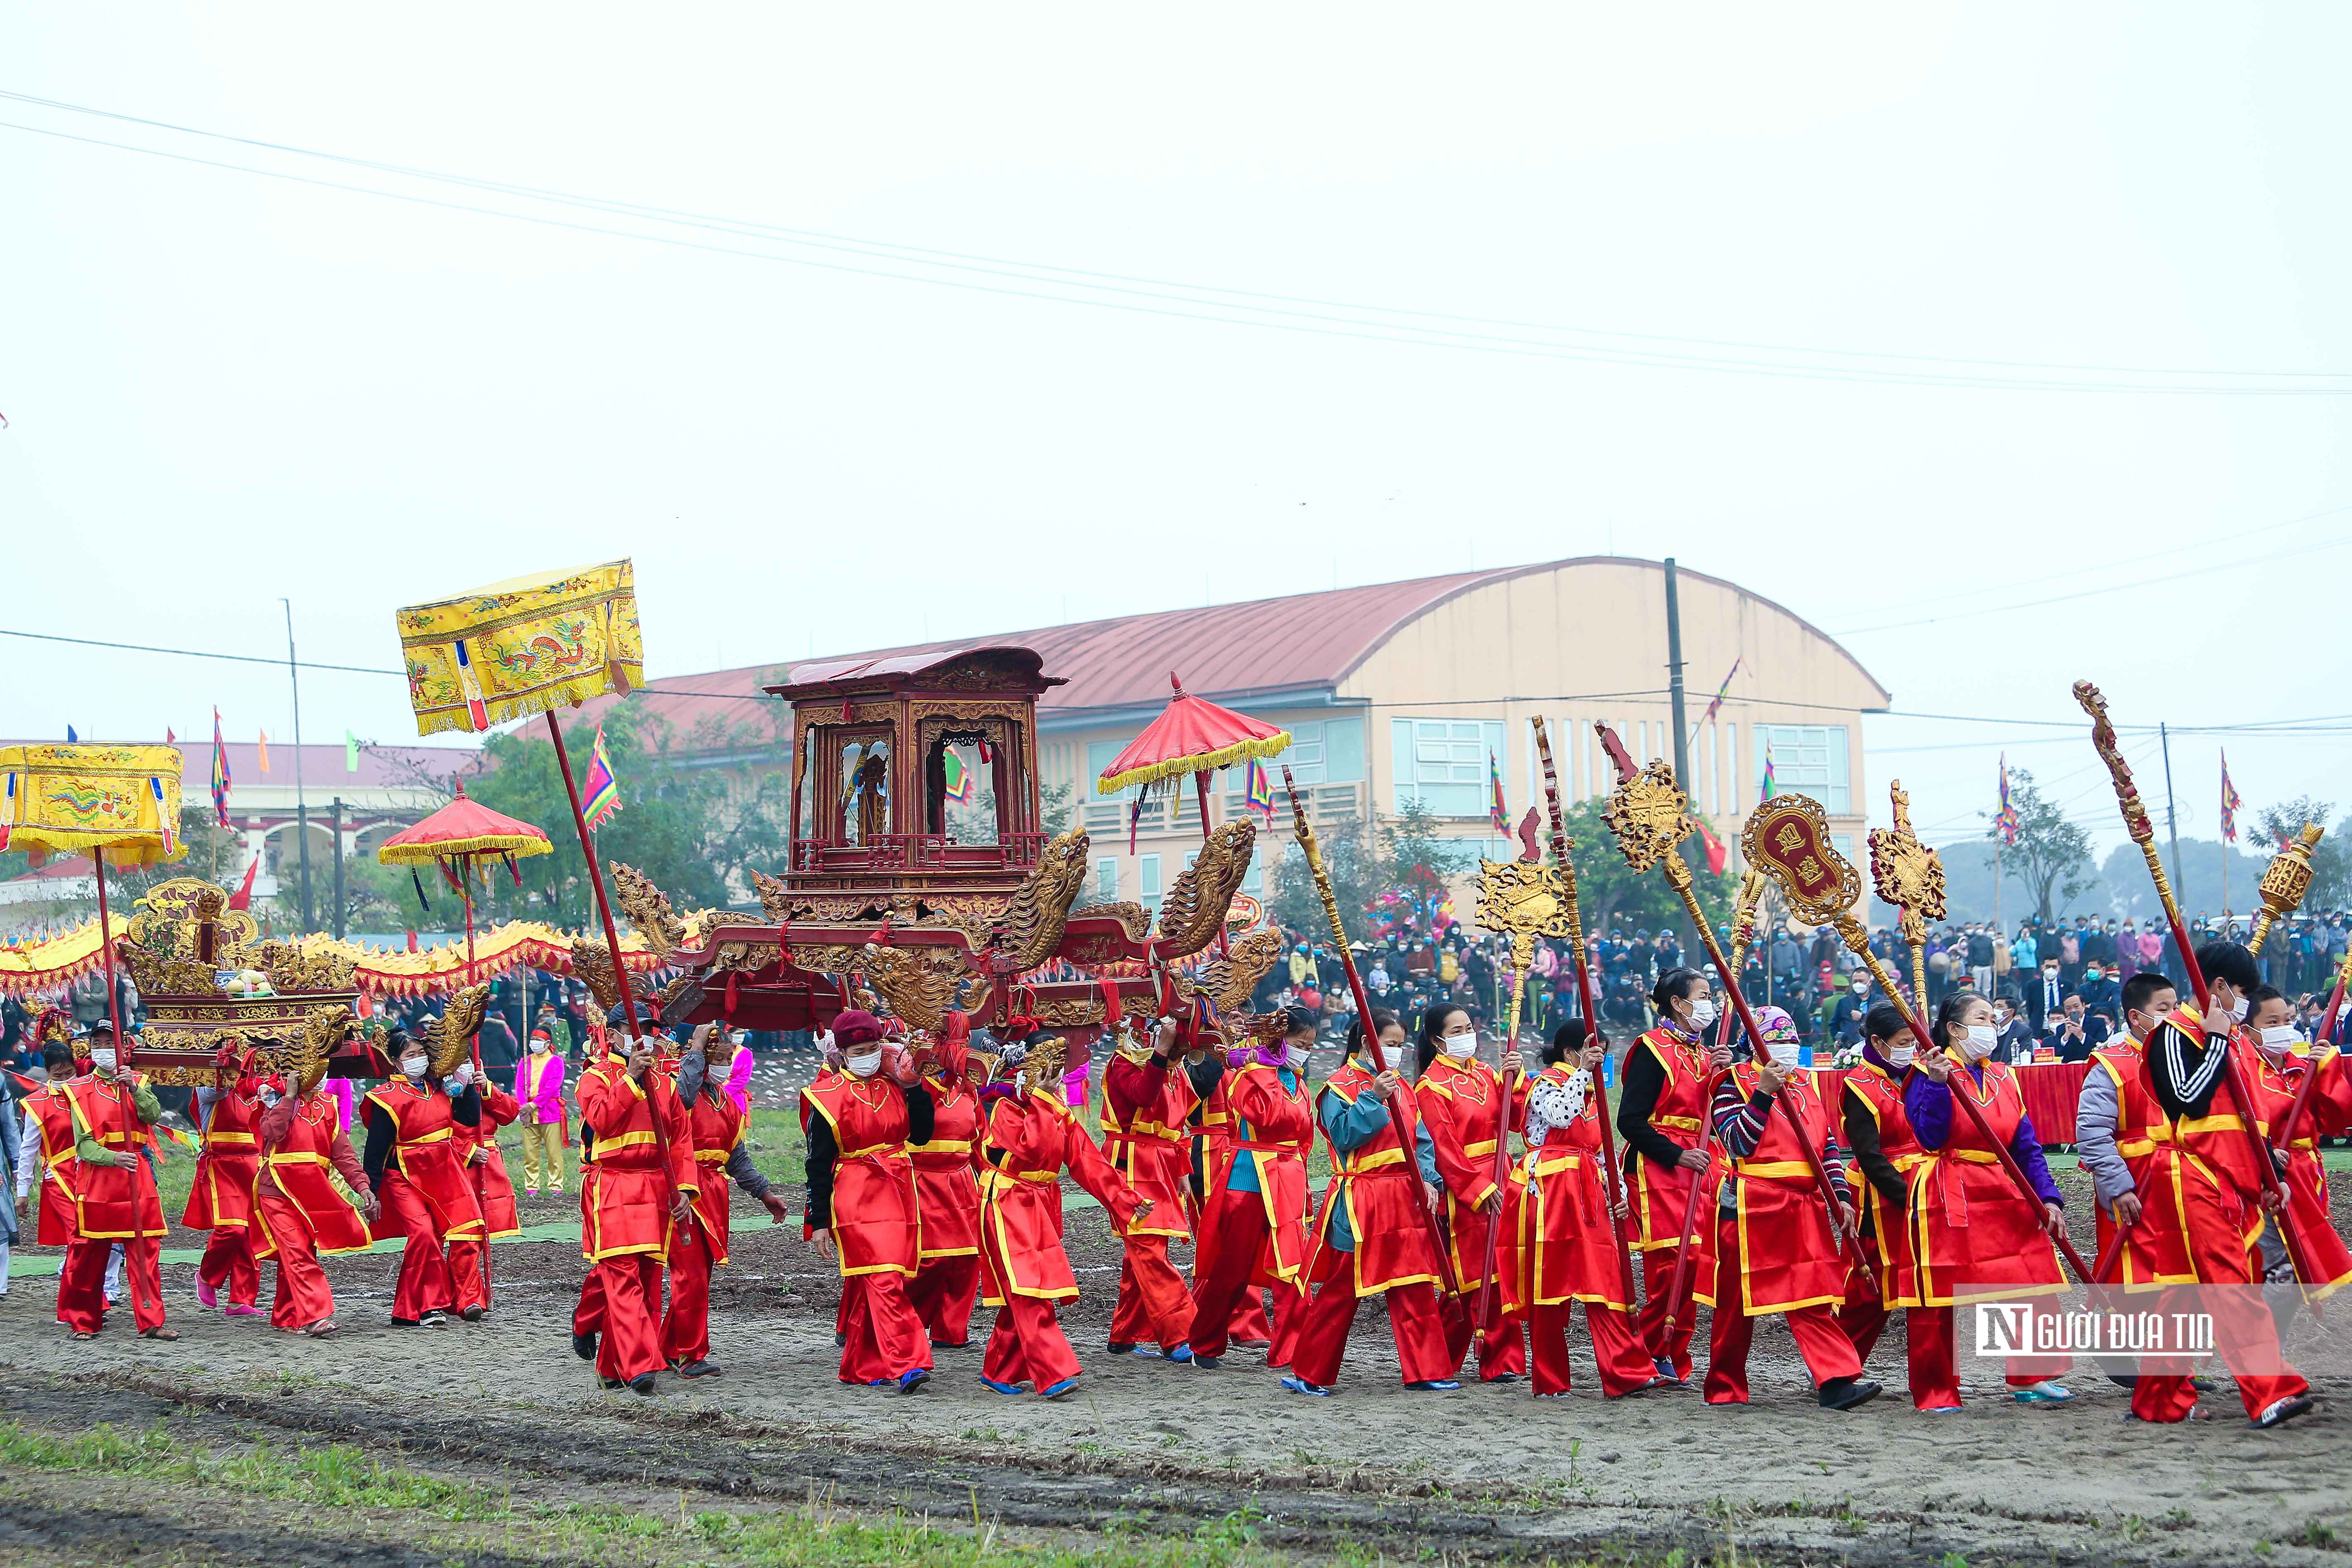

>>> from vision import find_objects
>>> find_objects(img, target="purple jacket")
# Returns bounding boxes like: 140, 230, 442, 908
514, 1052, 568, 1125
1902, 1063, 2062, 1206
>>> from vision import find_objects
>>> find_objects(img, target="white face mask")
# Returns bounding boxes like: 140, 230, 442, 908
1441, 1034, 1477, 1060
1688, 998, 1720, 1030
89, 1048, 117, 1074
1887, 1043, 1916, 1068
1962, 1024, 1998, 1061
2258, 1024, 2298, 1060
845, 1050, 884, 1080
402, 1055, 429, 1080
1764, 1038, 1800, 1069
1284, 1043, 1312, 1071
2226, 994, 2250, 1024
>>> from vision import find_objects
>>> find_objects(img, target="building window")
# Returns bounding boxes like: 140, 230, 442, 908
1388, 718, 1507, 817
1140, 853, 1162, 913
1722, 723, 1736, 810
1702, 723, 1716, 815
1242, 859, 1263, 895
1756, 725, 1850, 814
1093, 857, 1118, 903
1276, 717, 1366, 785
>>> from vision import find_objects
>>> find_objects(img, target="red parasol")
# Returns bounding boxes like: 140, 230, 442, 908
378, 781, 552, 988
1096, 673, 1289, 847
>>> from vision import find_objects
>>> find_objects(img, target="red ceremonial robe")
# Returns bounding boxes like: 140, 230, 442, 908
2248, 1046, 2352, 1299
2085, 1038, 2198, 1289
62, 1076, 166, 1241
1502, 1063, 1631, 1313
1907, 1056, 2066, 1306
1302, 1063, 1442, 1295
1841, 1060, 1924, 1309
182, 1085, 264, 1232
362, 1082, 488, 1244
23, 1081, 83, 1247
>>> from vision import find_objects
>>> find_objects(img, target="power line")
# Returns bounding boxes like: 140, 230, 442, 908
0, 625, 400, 676
7, 93, 2352, 396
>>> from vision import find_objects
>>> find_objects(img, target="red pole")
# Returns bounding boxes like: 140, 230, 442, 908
91, 845, 151, 1328
2273, 966, 2350, 1154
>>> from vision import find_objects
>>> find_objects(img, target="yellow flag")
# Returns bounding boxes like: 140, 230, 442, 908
258, 730, 271, 772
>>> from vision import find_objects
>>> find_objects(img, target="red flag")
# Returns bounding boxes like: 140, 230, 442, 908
226, 854, 260, 911
1694, 818, 1729, 876
165, 726, 176, 745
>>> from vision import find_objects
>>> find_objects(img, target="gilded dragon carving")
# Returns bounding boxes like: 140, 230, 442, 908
426, 985, 491, 1077
1152, 819, 1257, 958
609, 863, 688, 959
1175, 926, 1284, 1015
986, 827, 1090, 972
857, 942, 976, 1032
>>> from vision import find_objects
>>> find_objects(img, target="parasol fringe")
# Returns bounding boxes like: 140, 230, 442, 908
1095, 731, 1293, 797
377, 830, 555, 862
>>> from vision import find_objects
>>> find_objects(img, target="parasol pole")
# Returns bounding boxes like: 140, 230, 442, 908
543, 711, 674, 1194
1194, 768, 1228, 957
1591, 724, 1878, 1297
1281, 767, 1459, 1297
1472, 932, 1524, 1339
91, 847, 127, 1059
1531, 717, 1640, 1308
2071, 684, 2303, 1265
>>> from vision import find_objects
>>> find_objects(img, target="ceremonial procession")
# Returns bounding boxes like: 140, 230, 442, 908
6, 10, 2351, 1567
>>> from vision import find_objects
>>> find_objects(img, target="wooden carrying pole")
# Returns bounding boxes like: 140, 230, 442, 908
1281, 768, 1457, 1294
1530, 717, 1639, 1305
1591, 724, 1878, 1297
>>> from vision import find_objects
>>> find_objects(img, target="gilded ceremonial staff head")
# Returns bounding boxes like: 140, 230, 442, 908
1740, 792, 1863, 928
2250, 822, 2324, 955
1599, 756, 1694, 874
1867, 781, 1946, 931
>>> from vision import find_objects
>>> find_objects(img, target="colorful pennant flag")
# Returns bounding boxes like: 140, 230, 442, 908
1488, 752, 1508, 832
257, 730, 270, 773
345, 731, 362, 771
582, 723, 623, 832
1760, 745, 1777, 802
210, 709, 233, 829
165, 726, 176, 745
1694, 817, 1729, 875
1994, 754, 2022, 846
1244, 756, 1274, 820
154, 1122, 198, 1153
1690, 657, 1743, 745
941, 746, 976, 805
2221, 751, 2242, 844
65, 725, 77, 743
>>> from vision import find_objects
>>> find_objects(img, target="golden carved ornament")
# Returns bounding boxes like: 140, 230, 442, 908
1069, 902, 1152, 943
1742, 793, 1864, 929
293, 1004, 354, 1095
246, 936, 360, 996
1600, 760, 1694, 875
1728, 868, 1770, 968
710, 940, 783, 974
1176, 927, 1284, 1015
1152, 819, 1258, 959
784, 943, 865, 978
858, 941, 977, 1032
1867, 782, 1946, 939
989, 827, 1092, 971
2250, 822, 2325, 956
426, 985, 491, 1078
572, 936, 622, 1014
122, 876, 260, 995
1474, 855, 1576, 978
608, 863, 687, 959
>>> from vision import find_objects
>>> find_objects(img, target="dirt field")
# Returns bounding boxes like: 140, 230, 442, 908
4, 1146, 2350, 1568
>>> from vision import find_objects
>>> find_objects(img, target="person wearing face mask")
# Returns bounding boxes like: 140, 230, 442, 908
1989, 998, 2033, 1065
361, 1027, 488, 1330
16, 1034, 87, 1290
1701, 1006, 1877, 1410
2122, 943, 2312, 1427
904, 1013, 986, 1354
2027, 961, 2067, 1036
970, 1022, 1149, 1399
2239, 985, 2352, 1341
1414, 1003, 1528, 1384
2075, 972, 2194, 1308
2079, 964, 2121, 1027
571, 1008, 701, 1394
1283, 1010, 1455, 1396
1100, 1014, 1201, 1364
1905, 992, 2072, 1407
800, 1008, 934, 1395
1613, 967, 1725, 1387
56, 1022, 177, 1340
253, 1062, 377, 1336
449, 1045, 525, 1322
1834, 1006, 1943, 1408
1185, 1015, 1316, 1371
185, 1043, 266, 1319
660, 1022, 793, 1377
1829, 975, 1872, 1048
1492, 1018, 1658, 1400
1186, 1010, 1312, 1354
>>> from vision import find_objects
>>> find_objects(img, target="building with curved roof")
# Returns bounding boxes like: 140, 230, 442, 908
587, 555, 1886, 916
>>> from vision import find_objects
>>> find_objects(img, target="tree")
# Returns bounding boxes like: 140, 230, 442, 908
1549, 798, 1735, 938
2254, 796, 2350, 914
1991, 767, 2095, 925
1266, 809, 1380, 943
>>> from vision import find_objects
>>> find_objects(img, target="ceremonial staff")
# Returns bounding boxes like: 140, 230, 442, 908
1656, 865, 1768, 1345
1281, 767, 1459, 1292
2274, 949, 2352, 1157
1757, 787, 2096, 1284
1531, 717, 1641, 1307
1589, 725, 1879, 1296
1867, 784, 1943, 1011
2246, 823, 2340, 1156
2073, 683, 2312, 1281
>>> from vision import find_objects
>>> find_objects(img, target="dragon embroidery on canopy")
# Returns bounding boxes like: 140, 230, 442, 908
988, 827, 1092, 972
1152, 819, 1257, 958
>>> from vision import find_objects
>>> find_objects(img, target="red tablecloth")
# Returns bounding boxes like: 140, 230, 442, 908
1811, 1060, 2092, 1147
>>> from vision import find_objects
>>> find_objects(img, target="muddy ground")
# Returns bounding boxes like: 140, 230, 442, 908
4, 1156, 2350, 1568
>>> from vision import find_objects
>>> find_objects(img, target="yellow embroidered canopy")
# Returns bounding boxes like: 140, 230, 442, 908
397, 560, 643, 738
0, 743, 186, 868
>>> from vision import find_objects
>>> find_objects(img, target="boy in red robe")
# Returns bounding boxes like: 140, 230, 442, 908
572, 1013, 699, 1394
662, 1024, 791, 1376
187, 1043, 266, 1317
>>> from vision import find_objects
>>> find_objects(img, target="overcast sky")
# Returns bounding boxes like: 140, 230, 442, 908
5, 6, 2347, 857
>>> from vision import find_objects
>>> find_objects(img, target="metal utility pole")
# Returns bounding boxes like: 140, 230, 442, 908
329, 797, 346, 940
1663, 558, 1703, 962
283, 599, 313, 933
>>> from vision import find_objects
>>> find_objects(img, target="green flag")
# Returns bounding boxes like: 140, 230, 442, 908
345, 731, 361, 771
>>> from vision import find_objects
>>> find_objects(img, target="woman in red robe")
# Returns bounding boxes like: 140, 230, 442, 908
254, 1069, 376, 1335
572, 1019, 699, 1393
1186, 1026, 1314, 1368
1414, 1003, 1526, 1382
362, 1032, 487, 1329
451, 1058, 523, 1321
1100, 1017, 1199, 1361
662, 1025, 792, 1376
1834, 1005, 1938, 1407
1499, 1019, 1657, 1399
906, 1018, 985, 1350
801, 1009, 936, 1394
2244, 985, 2352, 1311
1284, 1010, 1455, 1394
58, 1025, 176, 1340
973, 1025, 1148, 1398
1611, 967, 1724, 1386
186, 1044, 265, 1317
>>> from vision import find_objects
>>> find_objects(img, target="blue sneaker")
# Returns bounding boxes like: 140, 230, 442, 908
1164, 1345, 1195, 1365
1128, 1345, 1164, 1360
898, 1368, 931, 1395
980, 1377, 1026, 1396
2012, 1381, 2074, 1405
1281, 1375, 1332, 1397
866, 1379, 893, 1388
1405, 1379, 1462, 1392
1038, 1376, 1081, 1400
